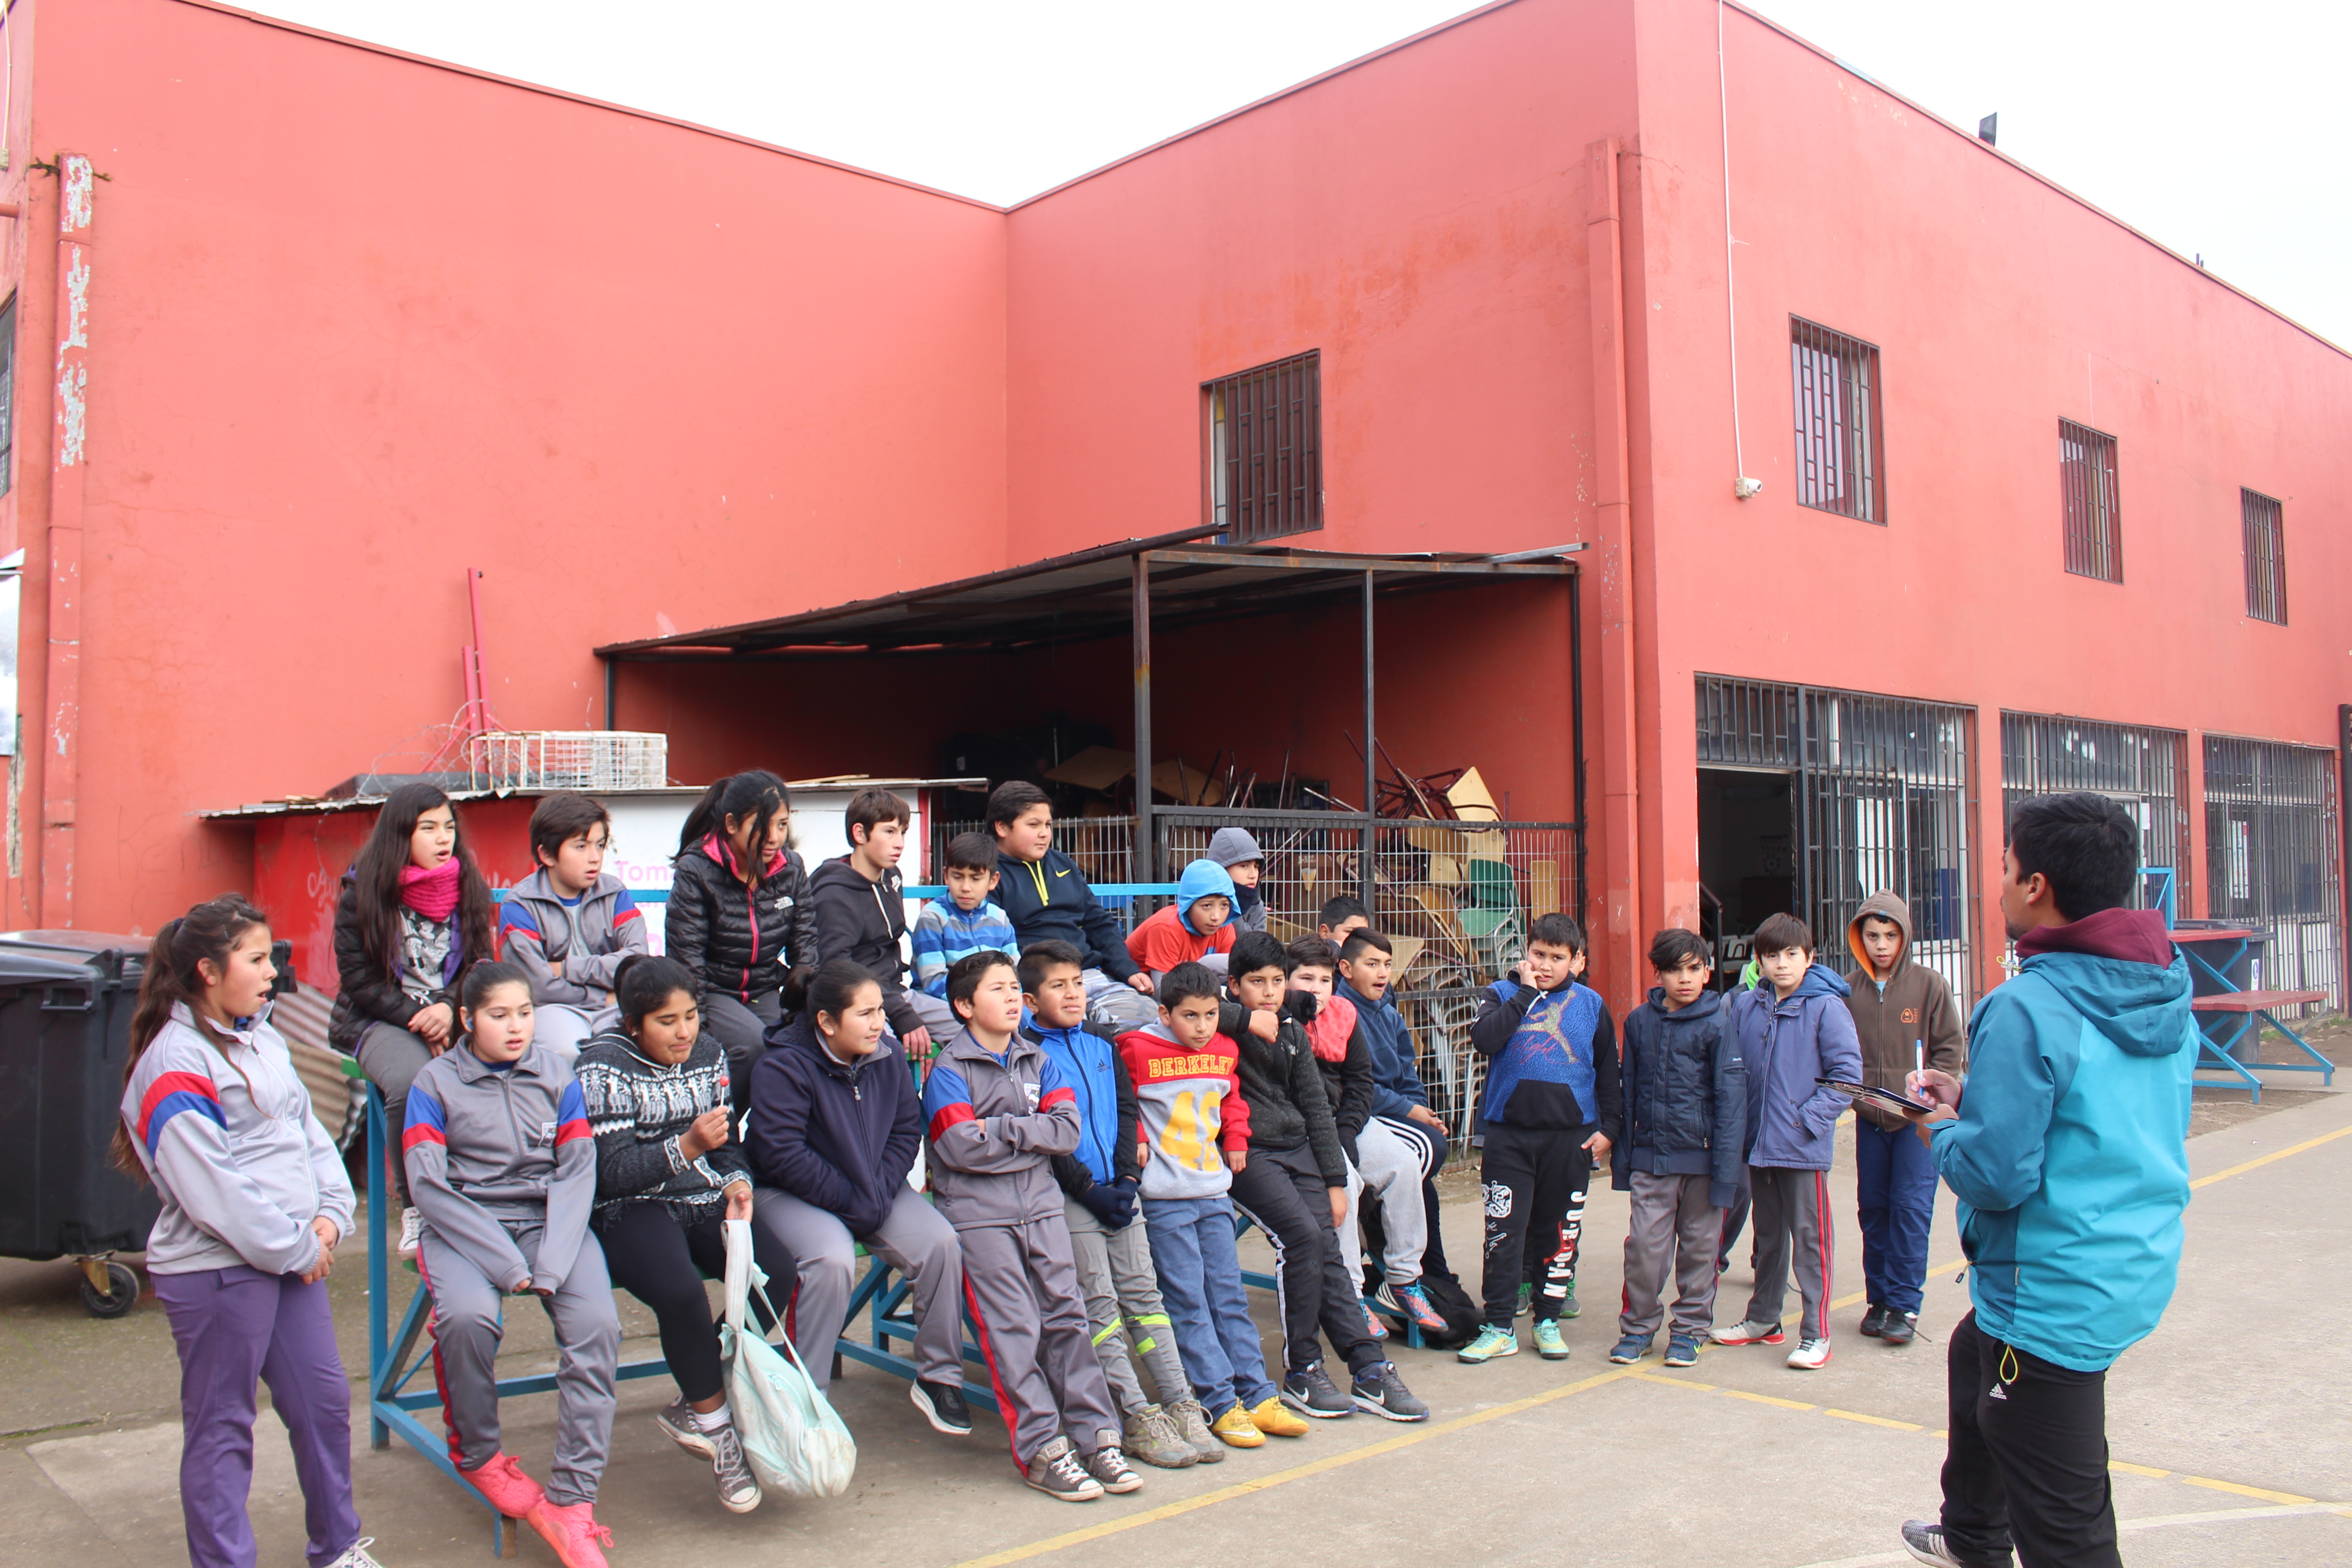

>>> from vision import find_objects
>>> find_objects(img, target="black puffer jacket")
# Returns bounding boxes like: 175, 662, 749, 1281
328, 878, 457, 1050
1614, 986, 1747, 1207
1226, 1010, 1348, 1186
664, 836, 816, 1005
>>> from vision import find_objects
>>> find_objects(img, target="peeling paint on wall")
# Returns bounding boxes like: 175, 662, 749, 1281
60, 154, 93, 232
56, 245, 88, 467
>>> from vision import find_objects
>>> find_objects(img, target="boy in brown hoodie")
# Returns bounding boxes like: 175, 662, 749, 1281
1841, 892, 1965, 1345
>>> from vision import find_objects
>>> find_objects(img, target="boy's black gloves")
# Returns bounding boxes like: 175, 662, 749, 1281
1078, 1176, 1138, 1230
1281, 989, 1321, 1024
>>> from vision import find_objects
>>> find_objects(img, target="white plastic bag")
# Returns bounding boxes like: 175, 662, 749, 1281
720, 1218, 857, 1498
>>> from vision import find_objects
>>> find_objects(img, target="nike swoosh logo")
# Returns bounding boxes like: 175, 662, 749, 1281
1055, 869, 1070, 878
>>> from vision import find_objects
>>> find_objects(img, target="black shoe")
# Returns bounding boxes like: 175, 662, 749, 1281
911, 1378, 972, 1435
1279, 1361, 1355, 1419
1880, 1311, 1919, 1346
1350, 1360, 1430, 1422
1901, 1519, 2013, 1568
1860, 1303, 1889, 1338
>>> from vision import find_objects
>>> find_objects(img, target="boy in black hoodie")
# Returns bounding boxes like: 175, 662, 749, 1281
807, 789, 931, 1055
1222, 932, 1429, 1424
985, 781, 1158, 1029
1609, 928, 1745, 1369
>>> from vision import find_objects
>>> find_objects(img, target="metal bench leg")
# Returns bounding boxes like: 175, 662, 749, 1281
2196, 1014, 2263, 1102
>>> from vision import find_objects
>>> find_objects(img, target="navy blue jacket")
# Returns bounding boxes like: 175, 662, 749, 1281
1340, 980, 1431, 1124
1470, 976, 1622, 1134
744, 1017, 922, 1237
995, 849, 1141, 982
1732, 964, 1864, 1171
1615, 987, 1747, 1206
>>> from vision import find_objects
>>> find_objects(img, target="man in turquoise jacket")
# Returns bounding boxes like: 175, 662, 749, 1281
1898, 794, 2196, 1568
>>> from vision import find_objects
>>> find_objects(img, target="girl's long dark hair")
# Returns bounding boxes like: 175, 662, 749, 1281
349, 782, 495, 987
114, 895, 270, 1177
676, 771, 789, 864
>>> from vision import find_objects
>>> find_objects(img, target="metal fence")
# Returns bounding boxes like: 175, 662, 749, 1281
1699, 675, 1981, 1002
935, 806, 1585, 1163
2204, 736, 2343, 1010
2002, 712, 2191, 918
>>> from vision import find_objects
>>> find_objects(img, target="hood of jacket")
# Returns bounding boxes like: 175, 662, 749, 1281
2015, 906, 2177, 970
2018, 939, 2195, 1059
1786, 962, 1852, 1005
1646, 985, 1725, 1023
696, 832, 785, 880
1206, 827, 1263, 869
1846, 892, 1913, 984
1176, 859, 1238, 933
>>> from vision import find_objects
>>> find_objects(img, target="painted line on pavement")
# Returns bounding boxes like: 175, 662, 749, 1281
2189, 1121, 2352, 1190
1787, 1501, 2352, 1567
944, 1362, 1646, 1568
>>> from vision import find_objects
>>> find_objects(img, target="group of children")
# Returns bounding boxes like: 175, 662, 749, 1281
125, 769, 1957, 1568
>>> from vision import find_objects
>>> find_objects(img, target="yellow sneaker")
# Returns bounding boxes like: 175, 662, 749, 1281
1209, 1404, 1264, 1448
1248, 1397, 1311, 1438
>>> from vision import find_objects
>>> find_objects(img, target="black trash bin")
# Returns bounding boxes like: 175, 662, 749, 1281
0, 930, 159, 1317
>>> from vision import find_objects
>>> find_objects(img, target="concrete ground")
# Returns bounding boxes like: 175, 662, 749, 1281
5, 1065, 2349, 1568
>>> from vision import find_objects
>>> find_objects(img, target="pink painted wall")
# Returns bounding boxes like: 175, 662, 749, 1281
1625, 0, 2352, 980
3, 0, 1007, 937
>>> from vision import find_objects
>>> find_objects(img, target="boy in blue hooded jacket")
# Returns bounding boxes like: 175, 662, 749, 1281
1895, 794, 2195, 1568
1124, 859, 1238, 980
1713, 912, 1863, 1370
1019, 941, 1205, 1470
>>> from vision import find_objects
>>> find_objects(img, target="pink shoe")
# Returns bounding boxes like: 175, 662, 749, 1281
526, 1499, 614, 1568
460, 1452, 545, 1519
1363, 1305, 1389, 1341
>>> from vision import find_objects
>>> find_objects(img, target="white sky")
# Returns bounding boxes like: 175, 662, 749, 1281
249, 0, 2351, 346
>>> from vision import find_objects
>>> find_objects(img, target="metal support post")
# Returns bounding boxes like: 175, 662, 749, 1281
1134, 554, 1154, 882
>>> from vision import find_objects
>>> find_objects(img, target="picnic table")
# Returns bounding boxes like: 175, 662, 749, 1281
2171, 927, 2333, 1102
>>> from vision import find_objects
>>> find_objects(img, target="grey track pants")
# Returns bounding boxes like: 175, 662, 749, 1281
752, 1184, 964, 1391
1618, 1171, 1725, 1340
1744, 1165, 1833, 1343
1062, 1196, 1191, 1417
355, 1023, 436, 1205
420, 1220, 620, 1508
960, 1218, 1121, 1471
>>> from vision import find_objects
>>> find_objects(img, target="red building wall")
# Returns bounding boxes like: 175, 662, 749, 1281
1, 0, 1008, 938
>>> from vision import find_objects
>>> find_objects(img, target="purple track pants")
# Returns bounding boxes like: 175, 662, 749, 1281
154, 1264, 363, 1568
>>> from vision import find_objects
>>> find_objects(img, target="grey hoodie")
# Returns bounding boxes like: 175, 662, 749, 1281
121, 1003, 356, 1277
403, 1042, 597, 1294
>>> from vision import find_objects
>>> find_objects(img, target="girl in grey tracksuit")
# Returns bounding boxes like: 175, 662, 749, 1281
404, 964, 619, 1550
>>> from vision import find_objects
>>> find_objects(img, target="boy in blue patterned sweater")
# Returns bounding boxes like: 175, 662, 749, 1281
1459, 914, 1622, 1363
907, 831, 1021, 1039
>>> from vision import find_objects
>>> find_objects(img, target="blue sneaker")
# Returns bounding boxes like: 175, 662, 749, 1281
1664, 1334, 1701, 1367
1608, 1334, 1651, 1365
1458, 1324, 1519, 1363
1532, 1319, 1569, 1360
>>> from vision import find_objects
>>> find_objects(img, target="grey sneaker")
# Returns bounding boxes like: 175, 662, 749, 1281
1122, 1404, 1198, 1469
1279, 1361, 1355, 1419
319, 1539, 386, 1568
1024, 1436, 1105, 1503
397, 1207, 423, 1260
1349, 1360, 1430, 1422
1084, 1439, 1144, 1494
1165, 1397, 1224, 1463
1900, 1519, 2011, 1567
654, 1396, 717, 1459
707, 1421, 762, 1514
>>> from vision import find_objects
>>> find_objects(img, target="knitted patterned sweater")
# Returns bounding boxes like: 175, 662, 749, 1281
573, 1029, 747, 1229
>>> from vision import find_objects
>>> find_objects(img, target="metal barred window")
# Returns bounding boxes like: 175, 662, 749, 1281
1697, 675, 1979, 1000
2204, 736, 2342, 1008
2242, 488, 2287, 624
2000, 713, 2190, 918
1789, 319, 1884, 522
1205, 353, 1322, 543
2058, 419, 2122, 582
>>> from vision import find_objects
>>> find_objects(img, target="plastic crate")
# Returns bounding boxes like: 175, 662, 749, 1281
470, 730, 668, 792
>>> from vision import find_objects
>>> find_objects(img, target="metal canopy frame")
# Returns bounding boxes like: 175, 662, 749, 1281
597, 530, 1583, 900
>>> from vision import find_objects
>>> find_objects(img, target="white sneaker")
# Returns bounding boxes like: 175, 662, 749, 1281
320, 1538, 386, 1568
1786, 1338, 1832, 1370
398, 1208, 423, 1260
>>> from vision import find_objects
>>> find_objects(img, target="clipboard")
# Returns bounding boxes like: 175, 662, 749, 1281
1816, 1077, 1935, 1115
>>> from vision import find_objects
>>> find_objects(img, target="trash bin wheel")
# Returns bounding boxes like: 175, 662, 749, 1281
79, 1260, 140, 1318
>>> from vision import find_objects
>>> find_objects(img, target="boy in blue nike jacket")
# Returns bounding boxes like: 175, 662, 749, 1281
1460, 915, 1621, 1362
1020, 941, 1203, 1470
1896, 794, 2195, 1568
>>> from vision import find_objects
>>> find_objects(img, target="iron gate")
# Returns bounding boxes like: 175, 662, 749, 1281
2002, 713, 2191, 918
1699, 676, 1980, 1001
2204, 736, 2342, 1009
